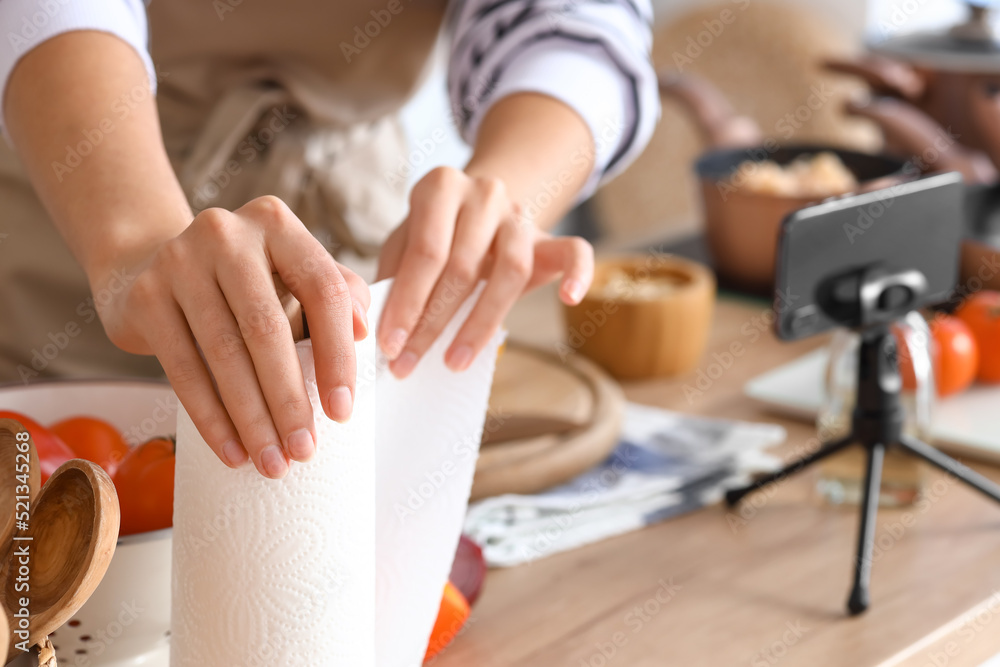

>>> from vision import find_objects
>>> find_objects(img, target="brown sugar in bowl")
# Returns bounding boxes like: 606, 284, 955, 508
562, 255, 716, 380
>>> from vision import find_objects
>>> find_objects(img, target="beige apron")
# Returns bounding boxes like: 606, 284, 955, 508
0, 0, 447, 384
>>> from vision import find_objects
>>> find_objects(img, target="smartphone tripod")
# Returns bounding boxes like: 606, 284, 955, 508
725, 321, 1000, 615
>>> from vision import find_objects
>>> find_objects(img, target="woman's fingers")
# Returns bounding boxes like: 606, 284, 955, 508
338, 263, 371, 341
527, 234, 594, 304
263, 201, 359, 425
373, 167, 595, 380
437, 234, 592, 371
181, 276, 294, 478
375, 225, 407, 282
445, 218, 534, 370
168, 205, 302, 477
217, 261, 316, 474
142, 298, 248, 469
378, 167, 462, 360
389, 178, 509, 378
106, 195, 372, 479
280, 261, 369, 343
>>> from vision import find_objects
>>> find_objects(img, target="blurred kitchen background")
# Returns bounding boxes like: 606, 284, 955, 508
400, 0, 979, 248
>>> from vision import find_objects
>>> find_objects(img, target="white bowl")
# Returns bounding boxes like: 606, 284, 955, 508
0, 380, 175, 667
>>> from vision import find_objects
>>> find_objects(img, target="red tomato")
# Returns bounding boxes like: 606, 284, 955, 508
0, 410, 75, 484
112, 437, 175, 536
955, 291, 1000, 383
51, 416, 130, 475
930, 315, 979, 397
424, 581, 471, 662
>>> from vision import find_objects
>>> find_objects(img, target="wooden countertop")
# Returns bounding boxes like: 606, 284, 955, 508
436, 287, 1000, 667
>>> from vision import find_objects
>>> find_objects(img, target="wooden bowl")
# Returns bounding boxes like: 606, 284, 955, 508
562, 255, 716, 380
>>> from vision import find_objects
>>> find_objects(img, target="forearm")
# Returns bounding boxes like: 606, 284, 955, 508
464, 92, 593, 230
4, 31, 190, 285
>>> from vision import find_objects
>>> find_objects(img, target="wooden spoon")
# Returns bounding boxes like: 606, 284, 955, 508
2, 459, 119, 662
0, 607, 8, 665
0, 419, 41, 559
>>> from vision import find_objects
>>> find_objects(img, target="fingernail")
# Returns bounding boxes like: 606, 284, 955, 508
222, 439, 248, 467
327, 386, 354, 423
383, 328, 408, 359
564, 279, 587, 304
354, 302, 369, 340
260, 445, 289, 479
286, 428, 316, 462
447, 345, 474, 371
392, 350, 419, 379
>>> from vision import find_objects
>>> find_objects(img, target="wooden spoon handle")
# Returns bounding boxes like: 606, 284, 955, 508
36, 635, 57, 666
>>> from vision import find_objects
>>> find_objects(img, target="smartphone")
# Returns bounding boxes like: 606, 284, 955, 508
773, 171, 964, 341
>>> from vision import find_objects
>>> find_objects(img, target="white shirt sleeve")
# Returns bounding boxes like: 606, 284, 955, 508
0, 0, 156, 130
447, 0, 660, 199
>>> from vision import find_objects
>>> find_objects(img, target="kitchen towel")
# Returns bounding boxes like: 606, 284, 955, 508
171, 280, 502, 667
465, 403, 785, 567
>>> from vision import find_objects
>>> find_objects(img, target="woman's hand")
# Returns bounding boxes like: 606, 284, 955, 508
376, 166, 594, 378
4, 35, 371, 479
94, 196, 370, 479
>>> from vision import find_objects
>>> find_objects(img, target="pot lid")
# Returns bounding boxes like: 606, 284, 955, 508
870, 2, 1000, 73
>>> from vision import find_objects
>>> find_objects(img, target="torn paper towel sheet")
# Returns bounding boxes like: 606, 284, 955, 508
171, 280, 502, 667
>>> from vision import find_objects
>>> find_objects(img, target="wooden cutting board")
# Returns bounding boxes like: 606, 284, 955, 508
471, 342, 625, 501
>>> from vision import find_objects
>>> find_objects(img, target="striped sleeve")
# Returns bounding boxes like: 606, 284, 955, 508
447, 0, 660, 198
0, 0, 156, 131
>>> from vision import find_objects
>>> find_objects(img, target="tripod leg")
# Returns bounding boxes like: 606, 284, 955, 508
847, 442, 885, 616
897, 435, 1000, 504
725, 435, 855, 506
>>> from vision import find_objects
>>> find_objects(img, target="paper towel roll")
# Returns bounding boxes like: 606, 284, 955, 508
171, 280, 501, 667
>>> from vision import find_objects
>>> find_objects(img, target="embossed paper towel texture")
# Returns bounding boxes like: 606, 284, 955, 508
171, 280, 501, 667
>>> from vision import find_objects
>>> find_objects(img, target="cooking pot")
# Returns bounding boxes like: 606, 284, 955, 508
659, 72, 908, 291
825, 2, 1000, 181
823, 0, 1000, 290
